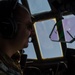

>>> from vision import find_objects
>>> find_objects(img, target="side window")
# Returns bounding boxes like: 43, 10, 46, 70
62, 14, 75, 49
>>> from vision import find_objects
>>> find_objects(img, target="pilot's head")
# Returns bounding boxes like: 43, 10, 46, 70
0, 0, 32, 57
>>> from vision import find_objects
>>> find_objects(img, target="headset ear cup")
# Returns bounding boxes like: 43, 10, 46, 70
0, 18, 18, 39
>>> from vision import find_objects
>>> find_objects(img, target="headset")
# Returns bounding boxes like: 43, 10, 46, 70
0, 0, 18, 39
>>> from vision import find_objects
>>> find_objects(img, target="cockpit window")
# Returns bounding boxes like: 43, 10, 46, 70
34, 19, 63, 59
27, 0, 51, 15
63, 14, 75, 49
23, 43, 37, 59
49, 14, 75, 49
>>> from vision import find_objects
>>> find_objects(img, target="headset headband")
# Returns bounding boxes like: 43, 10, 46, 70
0, 0, 18, 17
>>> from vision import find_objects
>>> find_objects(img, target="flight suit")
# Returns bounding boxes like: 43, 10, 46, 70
0, 51, 23, 75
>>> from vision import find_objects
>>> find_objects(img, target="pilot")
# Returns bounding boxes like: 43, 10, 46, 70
0, 0, 32, 75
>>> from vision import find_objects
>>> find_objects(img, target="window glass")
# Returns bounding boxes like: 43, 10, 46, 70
63, 14, 75, 49
23, 43, 37, 59
27, 0, 51, 14
34, 19, 63, 59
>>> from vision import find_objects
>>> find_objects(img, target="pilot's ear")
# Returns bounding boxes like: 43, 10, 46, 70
0, 17, 18, 39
